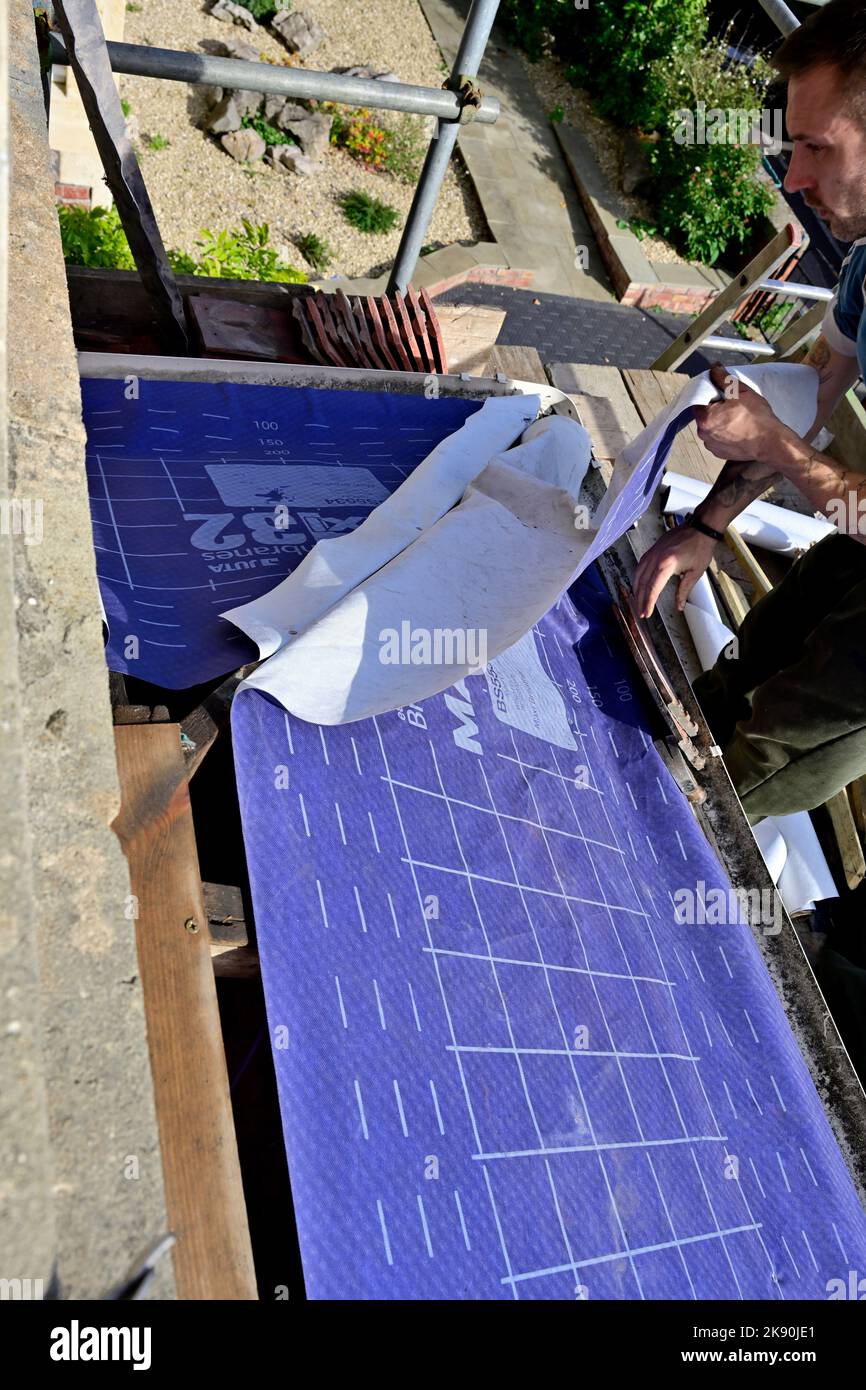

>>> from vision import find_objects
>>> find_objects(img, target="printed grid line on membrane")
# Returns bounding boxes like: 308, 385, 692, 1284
231, 571, 866, 1301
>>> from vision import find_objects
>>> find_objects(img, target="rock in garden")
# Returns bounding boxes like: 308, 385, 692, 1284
266, 145, 318, 176
264, 97, 310, 129
271, 10, 325, 55
206, 94, 242, 134
232, 88, 264, 116
332, 64, 399, 83
215, 36, 261, 63
280, 111, 331, 159
210, 0, 258, 31
221, 127, 266, 161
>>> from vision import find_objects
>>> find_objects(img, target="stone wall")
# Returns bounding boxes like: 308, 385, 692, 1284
0, 0, 173, 1300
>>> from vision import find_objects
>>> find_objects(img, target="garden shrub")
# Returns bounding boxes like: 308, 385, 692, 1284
329, 107, 389, 171
57, 205, 135, 269
648, 37, 775, 263
328, 106, 427, 182
339, 190, 400, 234
295, 231, 333, 272
499, 0, 707, 127
58, 206, 307, 282
556, 0, 709, 131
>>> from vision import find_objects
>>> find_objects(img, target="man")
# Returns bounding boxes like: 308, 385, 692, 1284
634, 0, 866, 825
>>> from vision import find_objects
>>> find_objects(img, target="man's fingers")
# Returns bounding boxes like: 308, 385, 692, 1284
643, 560, 677, 619
633, 553, 675, 619
708, 361, 729, 392
675, 568, 701, 612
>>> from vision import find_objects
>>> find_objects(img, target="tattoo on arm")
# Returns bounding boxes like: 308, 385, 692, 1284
694, 456, 780, 523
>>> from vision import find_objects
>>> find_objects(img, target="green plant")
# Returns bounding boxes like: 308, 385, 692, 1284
499, 0, 708, 129
193, 219, 306, 280
234, 0, 291, 23
241, 112, 296, 146
57, 204, 135, 270
167, 247, 198, 274
648, 36, 775, 263
144, 132, 170, 150
548, 104, 564, 124
497, 0, 559, 61
616, 215, 658, 241
753, 300, 793, 338
125, 3, 141, 11
295, 232, 333, 272
58, 206, 306, 282
328, 105, 426, 182
329, 106, 389, 171
120, 98, 132, 118
380, 113, 426, 183
568, 0, 708, 130
338, 190, 400, 235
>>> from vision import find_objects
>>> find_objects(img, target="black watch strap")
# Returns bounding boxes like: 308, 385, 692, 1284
685, 512, 724, 542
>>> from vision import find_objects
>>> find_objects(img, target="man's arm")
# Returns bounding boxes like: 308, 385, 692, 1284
691, 338, 859, 533
754, 423, 866, 537
634, 340, 860, 617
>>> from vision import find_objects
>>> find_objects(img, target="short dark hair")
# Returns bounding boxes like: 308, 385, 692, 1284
773, 0, 866, 83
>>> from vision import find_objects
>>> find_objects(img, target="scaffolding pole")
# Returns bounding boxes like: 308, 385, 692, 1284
757, 0, 800, 36
388, 0, 501, 295
46, 33, 501, 125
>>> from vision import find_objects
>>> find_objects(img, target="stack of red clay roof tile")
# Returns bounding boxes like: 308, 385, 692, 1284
291, 286, 449, 374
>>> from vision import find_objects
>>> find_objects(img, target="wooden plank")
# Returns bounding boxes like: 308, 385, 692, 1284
486, 343, 547, 386
548, 362, 643, 459
204, 882, 248, 957
213, 946, 261, 981
827, 388, 866, 477
771, 298, 825, 360
709, 559, 751, 629
824, 789, 866, 891
849, 776, 866, 845
113, 724, 257, 1301
624, 368, 724, 486
435, 304, 506, 377
724, 527, 774, 598
180, 663, 258, 780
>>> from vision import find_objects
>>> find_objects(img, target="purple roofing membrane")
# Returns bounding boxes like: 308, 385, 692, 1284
232, 568, 866, 1300
82, 377, 481, 687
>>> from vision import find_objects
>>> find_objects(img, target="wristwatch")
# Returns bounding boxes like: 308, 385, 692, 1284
684, 511, 725, 542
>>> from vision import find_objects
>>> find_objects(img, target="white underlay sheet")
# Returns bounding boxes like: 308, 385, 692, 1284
227, 400, 596, 722
663, 470, 834, 555
614, 362, 818, 478
225, 363, 819, 726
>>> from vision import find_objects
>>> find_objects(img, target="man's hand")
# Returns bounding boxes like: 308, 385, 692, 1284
693, 362, 784, 463
633, 524, 718, 619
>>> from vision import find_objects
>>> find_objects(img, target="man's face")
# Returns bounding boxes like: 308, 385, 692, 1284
784, 63, 866, 241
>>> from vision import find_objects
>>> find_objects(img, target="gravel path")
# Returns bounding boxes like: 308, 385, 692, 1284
122, 0, 487, 278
